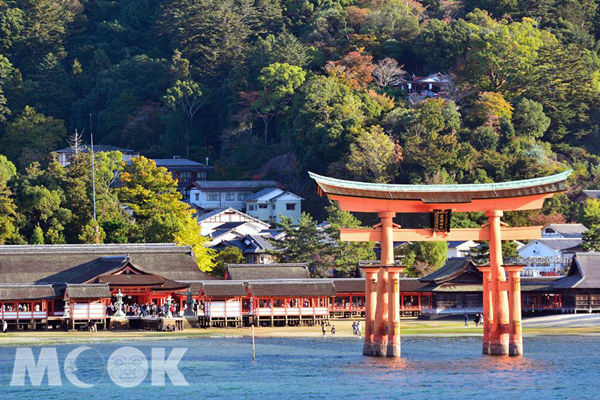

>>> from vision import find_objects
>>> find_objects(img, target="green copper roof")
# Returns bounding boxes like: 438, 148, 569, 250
309, 170, 572, 193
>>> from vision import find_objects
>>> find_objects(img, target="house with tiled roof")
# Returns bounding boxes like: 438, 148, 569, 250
152, 157, 212, 196
541, 224, 588, 239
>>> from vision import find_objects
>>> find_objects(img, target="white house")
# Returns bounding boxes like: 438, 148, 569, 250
188, 180, 277, 212
245, 188, 303, 225
446, 241, 477, 258
541, 224, 588, 239
518, 239, 583, 274
197, 208, 270, 236
198, 208, 283, 264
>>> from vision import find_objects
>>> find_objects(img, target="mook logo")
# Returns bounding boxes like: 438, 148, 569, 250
9, 346, 189, 388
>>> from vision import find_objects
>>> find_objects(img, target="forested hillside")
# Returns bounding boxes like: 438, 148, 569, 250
1, 0, 600, 237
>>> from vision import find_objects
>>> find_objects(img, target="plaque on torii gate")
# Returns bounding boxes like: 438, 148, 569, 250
309, 170, 571, 357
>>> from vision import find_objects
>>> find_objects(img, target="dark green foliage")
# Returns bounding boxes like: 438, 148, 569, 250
0, 0, 599, 236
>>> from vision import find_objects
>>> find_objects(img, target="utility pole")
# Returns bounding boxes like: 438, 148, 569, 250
90, 113, 97, 222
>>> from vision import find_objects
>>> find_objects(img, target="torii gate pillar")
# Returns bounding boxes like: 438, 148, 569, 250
372, 212, 395, 357
362, 266, 378, 356
487, 210, 510, 355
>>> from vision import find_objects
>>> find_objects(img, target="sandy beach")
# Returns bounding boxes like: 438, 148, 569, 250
1, 316, 599, 347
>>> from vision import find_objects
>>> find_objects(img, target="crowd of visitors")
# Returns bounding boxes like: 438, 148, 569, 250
105, 302, 187, 317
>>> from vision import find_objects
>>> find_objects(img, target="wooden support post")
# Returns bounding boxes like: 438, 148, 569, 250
361, 267, 378, 356
478, 266, 491, 355
372, 212, 395, 357
505, 266, 524, 356
386, 266, 403, 357
487, 210, 510, 355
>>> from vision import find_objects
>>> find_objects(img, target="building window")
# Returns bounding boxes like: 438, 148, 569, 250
286, 203, 296, 210
179, 171, 191, 180
272, 204, 276, 209
225, 193, 235, 201
249, 205, 256, 211
238, 193, 248, 201
194, 193, 199, 201
259, 204, 268, 209
207, 194, 219, 201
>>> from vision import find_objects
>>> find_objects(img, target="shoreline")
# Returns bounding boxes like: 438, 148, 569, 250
1, 318, 599, 346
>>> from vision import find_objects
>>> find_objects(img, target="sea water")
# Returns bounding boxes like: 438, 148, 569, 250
0, 335, 597, 399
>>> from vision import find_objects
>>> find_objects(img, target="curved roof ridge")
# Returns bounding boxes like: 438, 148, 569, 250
309, 170, 572, 193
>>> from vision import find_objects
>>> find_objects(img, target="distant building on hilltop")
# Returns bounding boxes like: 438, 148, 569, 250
152, 157, 212, 198
55, 145, 139, 167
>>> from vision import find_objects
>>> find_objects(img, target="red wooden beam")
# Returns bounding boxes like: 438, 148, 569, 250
329, 193, 552, 213
340, 226, 542, 242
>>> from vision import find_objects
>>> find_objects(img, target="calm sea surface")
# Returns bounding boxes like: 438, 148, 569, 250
0, 335, 598, 399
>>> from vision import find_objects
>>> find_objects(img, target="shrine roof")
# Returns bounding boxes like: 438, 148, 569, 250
309, 170, 572, 203
198, 281, 248, 297
65, 284, 112, 299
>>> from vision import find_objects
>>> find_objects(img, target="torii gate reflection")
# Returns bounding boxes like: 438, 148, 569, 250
310, 170, 571, 357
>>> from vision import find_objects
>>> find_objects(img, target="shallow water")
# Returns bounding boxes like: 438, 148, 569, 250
0, 335, 598, 399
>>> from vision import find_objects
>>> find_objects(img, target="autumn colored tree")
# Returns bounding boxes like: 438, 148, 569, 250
325, 51, 374, 90
469, 92, 514, 130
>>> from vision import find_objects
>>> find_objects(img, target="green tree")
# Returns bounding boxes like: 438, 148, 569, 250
400, 241, 448, 277
253, 62, 306, 142
582, 198, 600, 227
161, 0, 252, 77
269, 213, 325, 276
414, 19, 471, 73
250, 31, 310, 73
0, 154, 17, 184
5, 0, 82, 67
582, 226, 600, 252
78, 219, 106, 244
117, 156, 201, 244
13, 163, 71, 243
346, 125, 400, 183
162, 79, 204, 157
363, 1, 422, 43
0, 54, 16, 124
0, 182, 19, 244
463, 12, 556, 94
0, 106, 66, 170
23, 52, 75, 120
213, 247, 245, 278
512, 98, 551, 138
174, 217, 215, 272
325, 202, 375, 277
284, 75, 366, 172
29, 224, 44, 244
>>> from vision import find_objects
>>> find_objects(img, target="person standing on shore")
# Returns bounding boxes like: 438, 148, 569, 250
321, 322, 326, 336
2, 320, 7, 333
331, 325, 336, 336
357, 321, 361, 337
464, 314, 469, 328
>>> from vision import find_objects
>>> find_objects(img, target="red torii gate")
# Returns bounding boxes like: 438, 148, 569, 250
310, 170, 571, 357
